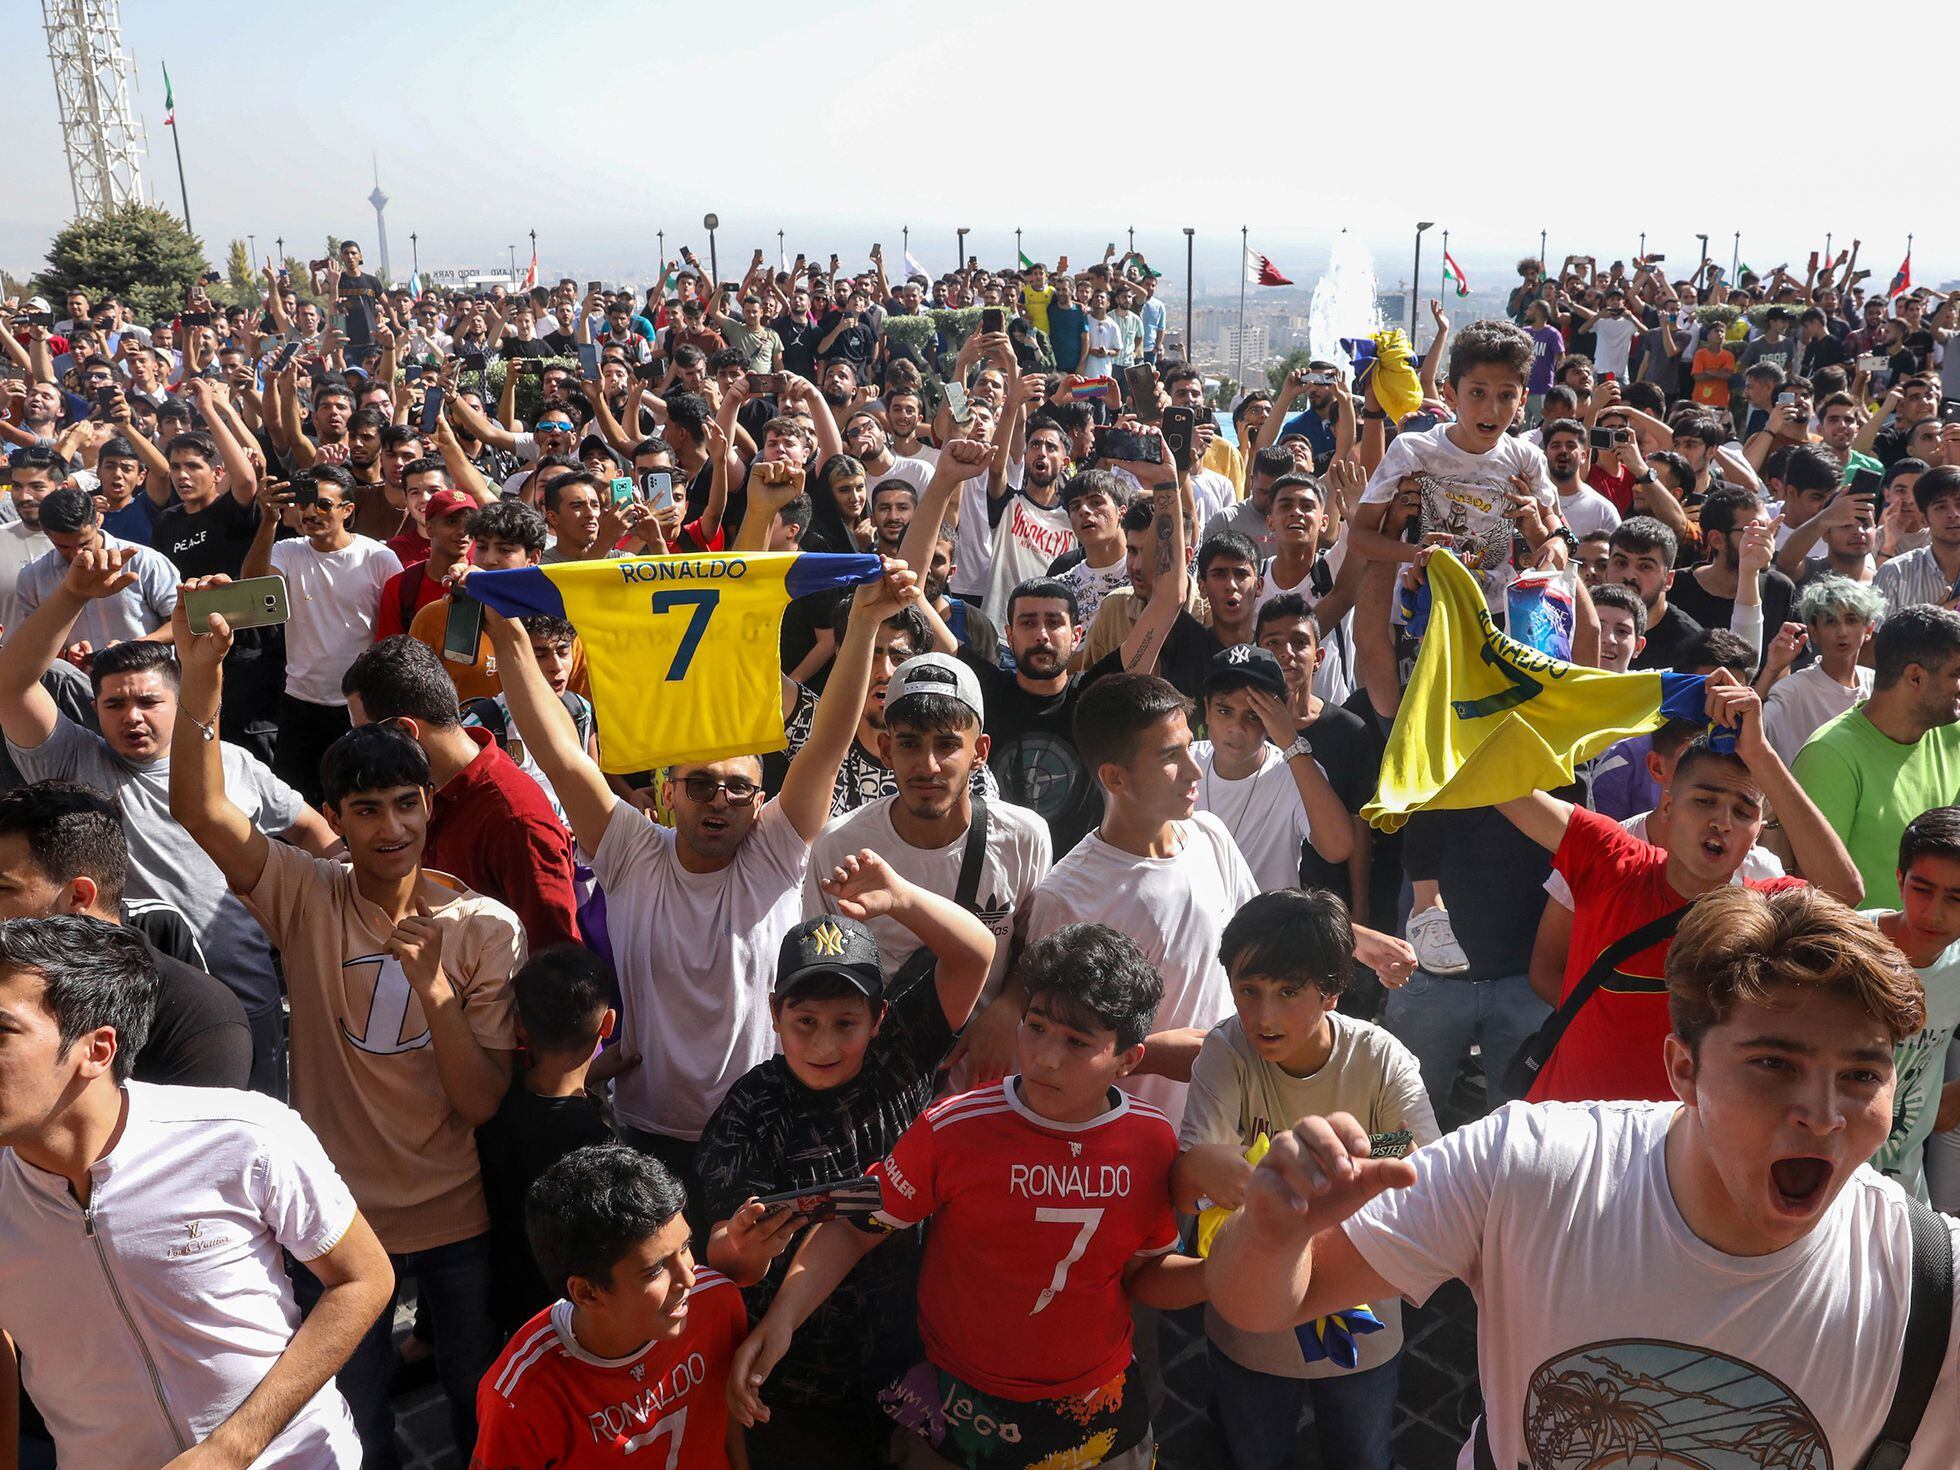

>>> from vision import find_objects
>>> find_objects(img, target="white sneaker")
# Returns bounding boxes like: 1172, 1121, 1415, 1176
1407, 906, 1470, 976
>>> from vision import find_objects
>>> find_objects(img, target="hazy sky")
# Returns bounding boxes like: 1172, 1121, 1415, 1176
5, 0, 1947, 294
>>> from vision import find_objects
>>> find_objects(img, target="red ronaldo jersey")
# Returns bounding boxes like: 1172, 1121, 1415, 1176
869, 1078, 1180, 1401
470, 1272, 746, 1470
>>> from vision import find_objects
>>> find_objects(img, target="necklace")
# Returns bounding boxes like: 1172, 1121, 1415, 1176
1202, 752, 1264, 835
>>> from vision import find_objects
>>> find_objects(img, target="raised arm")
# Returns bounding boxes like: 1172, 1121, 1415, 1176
449, 378, 520, 453
1714, 675, 1861, 903
480, 602, 618, 856
167, 582, 273, 894
188, 379, 260, 508
0, 552, 135, 751
818, 849, 995, 1028
1119, 444, 1190, 674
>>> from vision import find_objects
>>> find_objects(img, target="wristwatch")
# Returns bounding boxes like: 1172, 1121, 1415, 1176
1636, 469, 1658, 485
1281, 733, 1314, 761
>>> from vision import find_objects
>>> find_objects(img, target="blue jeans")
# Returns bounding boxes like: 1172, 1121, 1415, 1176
1382, 970, 1550, 1116
294, 1232, 499, 1470
1208, 1341, 1399, 1470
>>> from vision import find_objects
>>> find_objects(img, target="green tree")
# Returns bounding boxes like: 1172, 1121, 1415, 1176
220, 238, 259, 308
1268, 348, 1315, 392
35, 203, 209, 322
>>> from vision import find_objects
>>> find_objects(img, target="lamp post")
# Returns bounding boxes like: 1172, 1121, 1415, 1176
507, 245, 515, 278
1182, 227, 1195, 359
1411, 222, 1435, 336
247, 233, 257, 299
957, 227, 969, 271
1696, 233, 1710, 284
275, 236, 284, 276
1539, 227, 1547, 272
1732, 232, 1741, 282
777, 229, 784, 270
1127, 226, 1134, 255
1015, 227, 1022, 264
409, 232, 418, 275
903, 225, 910, 268
704, 213, 719, 289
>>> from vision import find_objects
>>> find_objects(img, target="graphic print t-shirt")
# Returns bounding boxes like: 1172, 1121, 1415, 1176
1345, 1099, 1960, 1470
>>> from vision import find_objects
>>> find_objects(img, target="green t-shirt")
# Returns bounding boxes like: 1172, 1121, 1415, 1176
1792, 709, 1960, 906
1843, 447, 1883, 484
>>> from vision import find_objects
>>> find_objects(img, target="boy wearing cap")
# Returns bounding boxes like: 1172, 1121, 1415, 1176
699, 849, 994, 1470
375, 481, 480, 641
805, 651, 1053, 1087
1192, 645, 1353, 894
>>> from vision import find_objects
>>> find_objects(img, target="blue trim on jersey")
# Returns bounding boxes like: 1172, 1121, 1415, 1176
786, 552, 883, 599
1656, 671, 1709, 720
465, 565, 568, 620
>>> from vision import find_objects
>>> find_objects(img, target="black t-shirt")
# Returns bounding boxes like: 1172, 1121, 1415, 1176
335, 272, 385, 344
775, 314, 824, 378
695, 975, 955, 1402
498, 337, 549, 361
1666, 566, 1796, 664
153, 492, 260, 578
964, 651, 1117, 856
1294, 703, 1382, 905
475, 1086, 615, 1333
131, 937, 253, 1090
1158, 610, 1229, 704
1803, 333, 1850, 376
816, 311, 876, 368
1630, 602, 1706, 671
1400, 807, 1554, 980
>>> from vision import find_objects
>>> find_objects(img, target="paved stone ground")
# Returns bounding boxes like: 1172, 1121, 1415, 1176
396, 1061, 1491, 1470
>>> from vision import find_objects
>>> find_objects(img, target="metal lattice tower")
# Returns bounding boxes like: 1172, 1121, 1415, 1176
42, 0, 147, 218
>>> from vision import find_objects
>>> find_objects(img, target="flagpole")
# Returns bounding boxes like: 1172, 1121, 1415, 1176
1731, 233, 1740, 282
1440, 229, 1449, 309
164, 65, 193, 236
1183, 228, 1194, 361
1236, 227, 1248, 395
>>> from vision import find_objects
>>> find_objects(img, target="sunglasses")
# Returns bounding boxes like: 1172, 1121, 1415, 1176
679, 774, 760, 805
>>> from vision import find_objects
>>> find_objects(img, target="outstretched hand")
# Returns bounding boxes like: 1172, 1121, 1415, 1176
1242, 1111, 1418, 1244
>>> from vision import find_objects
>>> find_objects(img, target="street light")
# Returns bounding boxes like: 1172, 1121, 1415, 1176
1182, 227, 1195, 358
507, 245, 516, 278
957, 227, 969, 271
1411, 223, 1435, 337
409, 232, 418, 276
704, 213, 720, 289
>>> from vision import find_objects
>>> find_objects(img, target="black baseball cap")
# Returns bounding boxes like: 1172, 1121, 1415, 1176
1203, 644, 1287, 700
775, 914, 884, 1003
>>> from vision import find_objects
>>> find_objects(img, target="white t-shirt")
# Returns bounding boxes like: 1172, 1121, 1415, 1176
867, 454, 936, 500
1192, 741, 1322, 893
1255, 552, 1355, 709
982, 493, 1075, 626
1362, 425, 1556, 620
1865, 911, 1960, 1203
952, 458, 1025, 599
1182, 1013, 1438, 1379
1766, 664, 1875, 766
590, 796, 810, 1140
1592, 314, 1641, 379
1022, 812, 1258, 1122
1345, 1099, 1960, 1470
0, 1082, 363, 1469
1543, 810, 1783, 909
1558, 484, 1622, 539
804, 793, 1053, 1004
267, 535, 402, 706
1081, 314, 1122, 374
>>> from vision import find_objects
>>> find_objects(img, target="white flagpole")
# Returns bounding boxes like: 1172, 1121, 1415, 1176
1237, 226, 1249, 395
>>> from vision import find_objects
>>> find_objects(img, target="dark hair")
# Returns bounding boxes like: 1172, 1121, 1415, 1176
1251, 445, 1295, 482
1026, 413, 1070, 447
1609, 515, 1678, 569
525, 1143, 689, 1296
1218, 889, 1354, 996
1541, 416, 1586, 444
1884, 457, 1930, 489
1006, 576, 1079, 625
379, 423, 420, 453
776, 494, 814, 534
0, 916, 158, 1082
1589, 581, 1648, 638
0, 781, 126, 909
1158, 364, 1201, 395
514, 945, 614, 1053
1062, 468, 1123, 511
311, 379, 355, 408
342, 636, 462, 728
519, 614, 577, 647
1781, 444, 1842, 496
319, 723, 433, 809
303, 463, 356, 500
1912, 465, 1960, 517
347, 406, 388, 437
1073, 672, 1190, 780
1744, 361, 1787, 386
629, 437, 674, 462
402, 455, 450, 485
706, 346, 746, 374
1446, 320, 1533, 388
1196, 530, 1260, 579
39, 486, 97, 534
1676, 628, 1756, 677
1625, 381, 1666, 417
663, 393, 711, 442
870, 478, 918, 509
884, 689, 978, 737
1696, 486, 1763, 545
163, 430, 218, 466
1874, 604, 1960, 690
1254, 591, 1316, 638
827, 595, 929, 656
1670, 729, 1753, 791
97, 436, 139, 464
468, 499, 548, 552
543, 470, 604, 514
1018, 923, 1164, 1051
1541, 385, 1579, 417
89, 640, 178, 697
1900, 806, 1960, 877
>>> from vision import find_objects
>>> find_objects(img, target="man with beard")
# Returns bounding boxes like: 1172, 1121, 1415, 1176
884, 386, 938, 466
1669, 486, 1796, 642
981, 415, 1075, 625
804, 652, 1052, 1085
1542, 418, 1622, 540
868, 480, 914, 557
842, 410, 934, 499
1205, 446, 1294, 561
923, 521, 999, 666
1265, 363, 1345, 468
0, 448, 58, 627
267, 365, 354, 472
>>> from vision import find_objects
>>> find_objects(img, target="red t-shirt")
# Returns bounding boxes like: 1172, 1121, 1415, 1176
1531, 807, 1804, 1104
386, 526, 432, 567
471, 1278, 745, 1469
870, 1079, 1180, 1401
374, 560, 450, 642
1586, 460, 1638, 515
425, 726, 583, 952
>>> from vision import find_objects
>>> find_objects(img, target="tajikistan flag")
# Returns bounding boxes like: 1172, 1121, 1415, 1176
1443, 251, 1469, 297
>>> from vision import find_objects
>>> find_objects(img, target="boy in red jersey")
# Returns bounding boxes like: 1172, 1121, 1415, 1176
473, 1145, 749, 1469
728, 923, 1207, 1469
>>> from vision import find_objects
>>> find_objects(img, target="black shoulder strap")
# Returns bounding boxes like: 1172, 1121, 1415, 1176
1507, 905, 1687, 1097
397, 561, 426, 627
1859, 1197, 1955, 1470
953, 796, 989, 909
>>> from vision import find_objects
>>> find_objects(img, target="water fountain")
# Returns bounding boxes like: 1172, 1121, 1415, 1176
1308, 230, 1385, 376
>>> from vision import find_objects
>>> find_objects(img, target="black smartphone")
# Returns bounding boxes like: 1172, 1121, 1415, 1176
981, 306, 1005, 335
1942, 400, 1960, 425
22, 312, 54, 330
442, 592, 484, 664
752, 1175, 884, 1224
419, 386, 445, 436
461, 351, 487, 373
1093, 424, 1163, 465
587, 279, 602, 294
292, 479, 321, 508
182, 311, 212, 328
746, 371, 782, 396
1589, 427, 1616, 450
634, 361, 661, 383
1123, 363, 1161, 421
1161, 405, 1197, 473
95, 387, 118, 413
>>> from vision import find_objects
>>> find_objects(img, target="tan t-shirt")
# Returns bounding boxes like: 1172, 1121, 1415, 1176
242, 841, 522, 1252
407, 595, 592, 704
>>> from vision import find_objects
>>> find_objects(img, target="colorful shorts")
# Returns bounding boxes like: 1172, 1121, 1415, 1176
878, 1358, 1152, 1470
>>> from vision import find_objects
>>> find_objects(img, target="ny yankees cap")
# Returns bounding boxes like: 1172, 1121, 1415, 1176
885, 651, 985, 722
1203, 643, 1288, 701
775, 914, 885, 1003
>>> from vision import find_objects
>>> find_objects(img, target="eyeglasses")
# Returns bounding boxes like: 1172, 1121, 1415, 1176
679, 774, 761, 806
536, 421, 575, 433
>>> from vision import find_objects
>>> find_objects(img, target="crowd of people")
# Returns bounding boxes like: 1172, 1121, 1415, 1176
0, 233, 1957, 1470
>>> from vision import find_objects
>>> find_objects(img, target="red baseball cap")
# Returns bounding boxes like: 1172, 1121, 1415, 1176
426, 489, 478, 522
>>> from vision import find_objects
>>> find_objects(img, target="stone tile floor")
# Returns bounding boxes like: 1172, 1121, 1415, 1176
397, 1061, 1491, 1470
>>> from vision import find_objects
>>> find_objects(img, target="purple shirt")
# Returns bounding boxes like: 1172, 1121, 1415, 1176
1528, 325, 1565, 395
1583, 734, 1657, 821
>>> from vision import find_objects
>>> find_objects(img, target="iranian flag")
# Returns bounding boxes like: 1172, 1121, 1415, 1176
1019, 249, 1037, 270
1443, 251, 1470, 297
1245, 247, 1292, 287
520, 251, 537, 292
162, 62, 175, 126
1889, 250, 1913, 300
